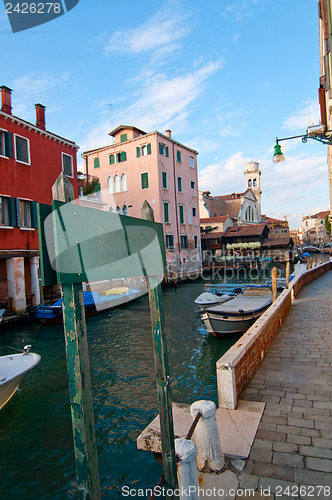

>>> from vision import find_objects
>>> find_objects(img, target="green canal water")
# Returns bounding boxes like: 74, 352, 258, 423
0, 275, 270, 499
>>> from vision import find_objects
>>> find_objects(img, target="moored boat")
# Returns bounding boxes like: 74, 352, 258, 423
30, 286, 146, 324
201, 290, 272, 338
0, 345, 41, 410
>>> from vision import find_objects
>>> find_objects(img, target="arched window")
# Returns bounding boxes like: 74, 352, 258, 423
114, 174, 121, 193
245, 206, 254, 222
253, 178, 257, 187
121, 173, 127, 192
107, 176, 114, 194
109, 206, 114, 212
122, 204, 128, 216
116, 205, 121, 214
248, 179, 252, 187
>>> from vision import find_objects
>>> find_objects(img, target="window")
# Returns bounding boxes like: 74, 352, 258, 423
114, 174, 121, 193
0, 196, 9, 225
137, 143, 151, 157
166, 234, 174, 249
176, 151, 182, 163
0, 130, 13, 158
191, 181, 195, 189
122, 204, 128, 215
180, 235, 188, 249
94, 158, 100, 169
164, 202, 170, 223
177, 177, 182, 192
162, 171, 168, 189
109, 151, 126, 164
179, 204, 184, 224
116, 205, 121, 213
107, 176, 114, 194
159, 143, 169, 157
120, 133, 127, 142
248, 179, 252, 187
141, 172, 149, 189
62, 153, 73, 177
20, 200, 31, 228
121, 173, 127, 192
253, 179, 257, 186
15, 135, 30, 164
192, 207, 196, 217
190, 157, 194, 168
194, 236, 198, 249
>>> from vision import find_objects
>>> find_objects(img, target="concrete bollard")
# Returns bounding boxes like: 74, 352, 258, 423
190, 400, 224, 471
175, 438, 200, 500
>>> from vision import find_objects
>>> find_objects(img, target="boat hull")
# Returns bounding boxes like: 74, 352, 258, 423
201, 311, 264, 338
0, 352, 41, 409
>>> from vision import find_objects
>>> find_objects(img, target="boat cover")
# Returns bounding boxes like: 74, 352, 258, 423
206, 295, 272, 315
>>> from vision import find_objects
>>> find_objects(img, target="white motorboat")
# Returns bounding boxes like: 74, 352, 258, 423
194, 287, 242, 309
201, 290, 272, 338
0, 346, 41, 410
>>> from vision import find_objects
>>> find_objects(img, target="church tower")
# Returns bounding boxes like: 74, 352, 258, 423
244, 161, 261, 218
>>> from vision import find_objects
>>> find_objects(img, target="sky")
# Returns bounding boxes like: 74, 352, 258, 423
1, 0, 329, 229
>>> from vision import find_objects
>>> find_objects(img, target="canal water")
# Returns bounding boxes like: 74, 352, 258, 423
0, 274, 273, 499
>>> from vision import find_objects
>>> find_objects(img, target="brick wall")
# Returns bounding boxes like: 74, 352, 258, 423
217, 261, 332, 409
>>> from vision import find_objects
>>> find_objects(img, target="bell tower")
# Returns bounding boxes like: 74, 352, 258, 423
244, 161, 261, 217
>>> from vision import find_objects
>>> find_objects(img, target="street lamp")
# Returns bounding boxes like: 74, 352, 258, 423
273, 124, 332, 163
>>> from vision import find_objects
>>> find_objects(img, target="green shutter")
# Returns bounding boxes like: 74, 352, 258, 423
179, 205, 184, 224
120, 133, 127, 142
15, 198, 22, 227
166, 146, 169, 157
4, 132, 13, 158
31, 201, 38, 228
136, 147, 140, 158
177, 177, 182, 192
141, 173, 149, 189
94, 158, 100, 168
120, 151, 127, 162
159, 143, 163, 154
162, 172, 167, 189
8, 197, 17, 226
147, 143, 151, 155
164, 202, 169, 223
177, 151, 181, 162
109, 154, 115, 164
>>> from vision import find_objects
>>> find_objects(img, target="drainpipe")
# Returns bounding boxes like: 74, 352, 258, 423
172, 141, 181, 269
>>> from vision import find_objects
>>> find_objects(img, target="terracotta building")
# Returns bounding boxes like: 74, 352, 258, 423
82, 125, 201, 278
0, 85, 79, 311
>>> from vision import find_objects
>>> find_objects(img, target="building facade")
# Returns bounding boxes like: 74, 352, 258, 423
0, 85, 79, 311
300, 210, 330, 245
82, 126, 201, 278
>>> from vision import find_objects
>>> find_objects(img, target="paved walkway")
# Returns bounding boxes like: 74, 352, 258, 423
240, 271, 332, 499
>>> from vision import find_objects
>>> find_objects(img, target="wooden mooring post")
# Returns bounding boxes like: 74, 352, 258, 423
52, 174, 100, 500
141, 201, 178, 496
272, 266, 278, 302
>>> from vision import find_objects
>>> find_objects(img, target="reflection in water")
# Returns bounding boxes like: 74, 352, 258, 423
0, 276, 267, 498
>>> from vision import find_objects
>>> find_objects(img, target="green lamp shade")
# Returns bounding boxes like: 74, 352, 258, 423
273, 143, 285, 163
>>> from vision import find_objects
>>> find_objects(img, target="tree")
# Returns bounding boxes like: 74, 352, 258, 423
325, 214, 331, 234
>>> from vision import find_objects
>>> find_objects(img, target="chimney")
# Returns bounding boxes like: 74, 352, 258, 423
1, 86, 12, 115
35, 104, 46, 130
166, 129, 171, 138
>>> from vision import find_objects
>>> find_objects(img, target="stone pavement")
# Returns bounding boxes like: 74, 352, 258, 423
239, 270, 332, 499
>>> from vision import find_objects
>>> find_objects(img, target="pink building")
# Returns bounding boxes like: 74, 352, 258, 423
82, 126, 201, 278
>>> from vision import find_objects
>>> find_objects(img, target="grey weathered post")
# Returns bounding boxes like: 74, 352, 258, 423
272, 266, 278, 302
141, 201, 178, 495
52, 173, 100, 500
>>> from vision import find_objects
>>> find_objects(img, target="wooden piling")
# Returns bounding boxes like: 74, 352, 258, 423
286, 260, 290, 289
52, 173, 100, 500
272, 267, 278, 302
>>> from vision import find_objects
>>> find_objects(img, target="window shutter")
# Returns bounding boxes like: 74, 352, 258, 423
4, 132, 13, 158
159, 143, 163, 154
8, 197, 17, 226
109, 154, 115, 165
120, 133, 127, 142
177, 151, 181, 162
136, 147, 140, 158
147, 143, 151, 155
166, 146, 169, 157
15, 198, 22, 227
94, 158, 100, 168
30, 201, 38, 228
121, 151, 127, 162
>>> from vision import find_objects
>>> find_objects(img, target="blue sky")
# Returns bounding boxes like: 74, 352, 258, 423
1, 0, 328, 229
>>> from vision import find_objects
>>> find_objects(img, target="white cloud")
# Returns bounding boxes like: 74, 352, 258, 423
80, 60, 222, 151
106, 2, 192, 58
198, 152, 249, 194
282, 99, 320, 132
